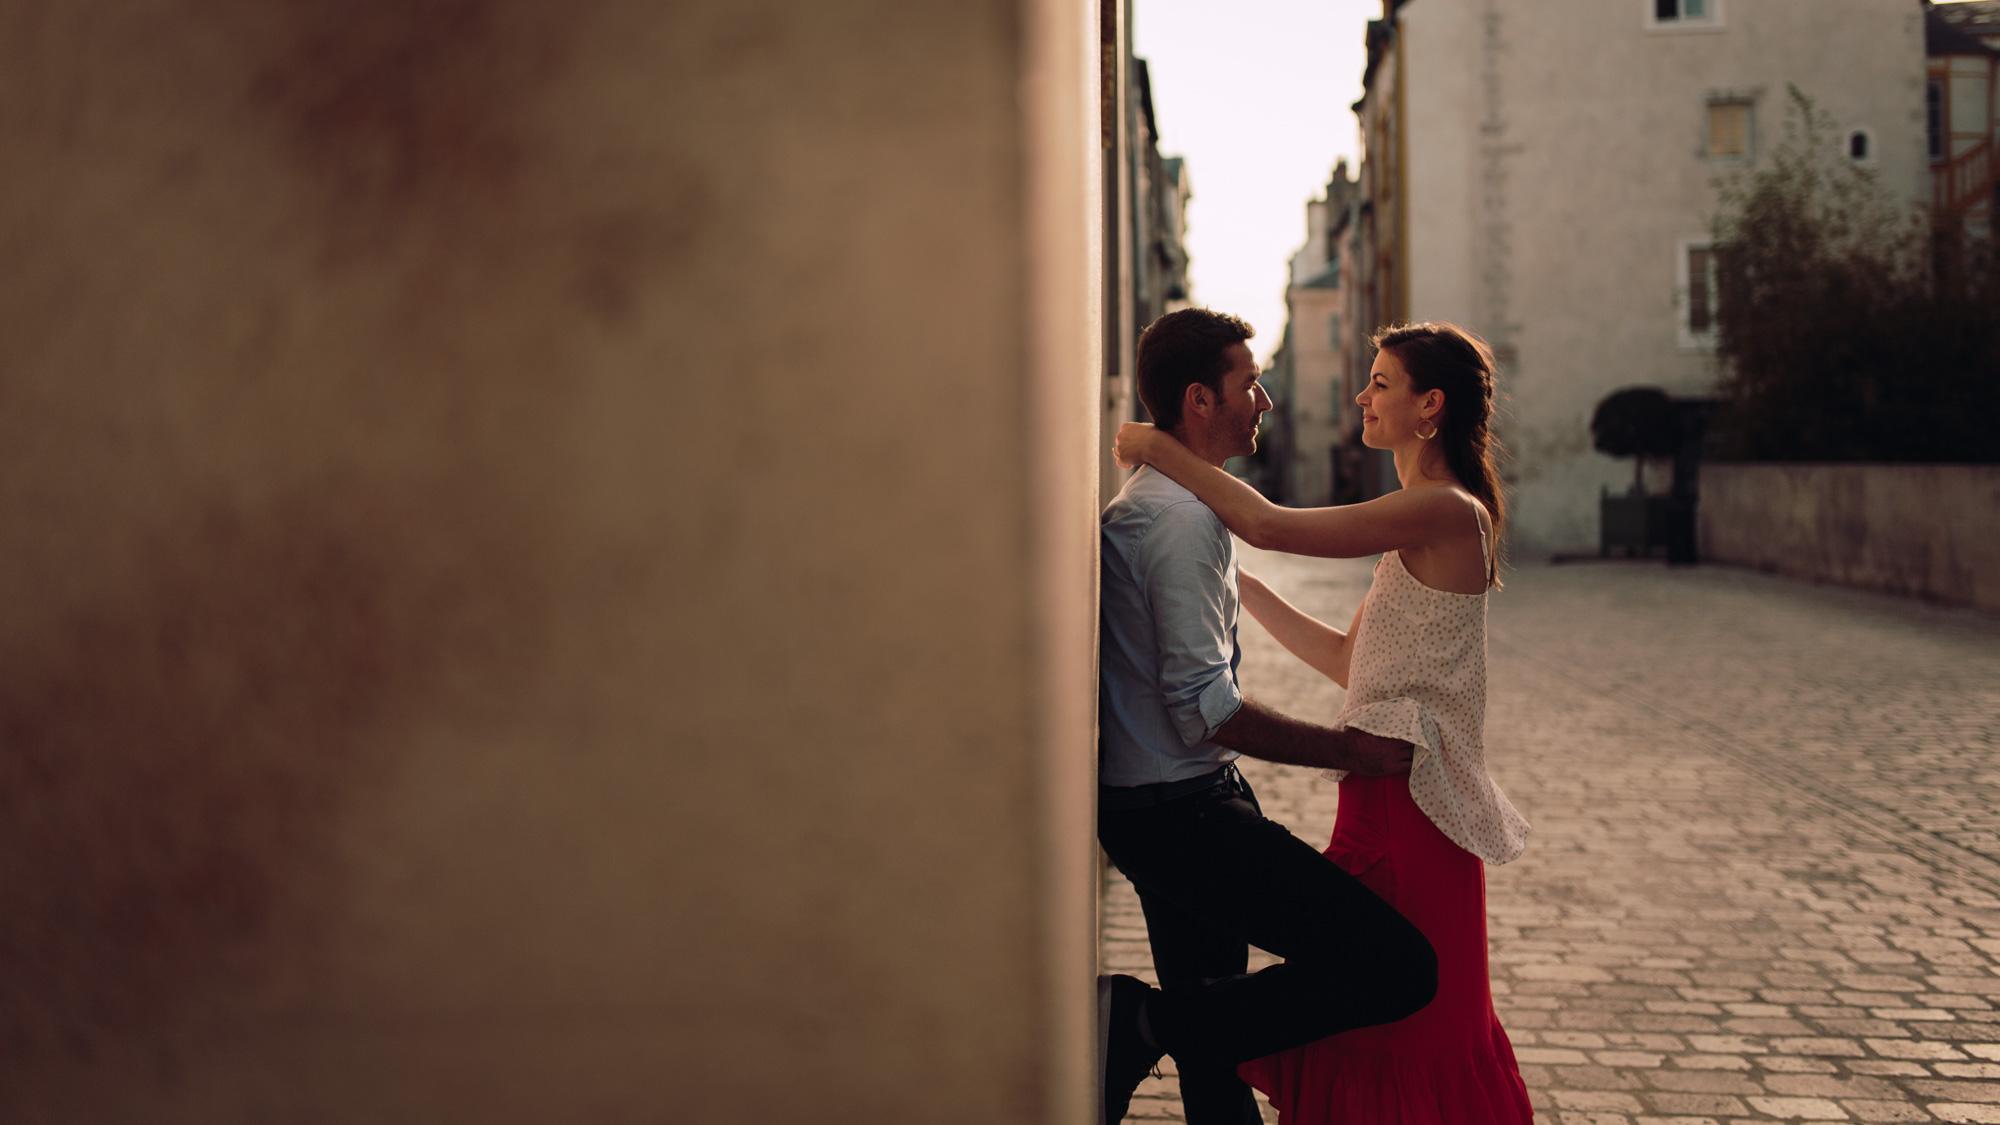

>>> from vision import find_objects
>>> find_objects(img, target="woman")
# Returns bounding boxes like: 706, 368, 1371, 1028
1112, 321, 1533, 1124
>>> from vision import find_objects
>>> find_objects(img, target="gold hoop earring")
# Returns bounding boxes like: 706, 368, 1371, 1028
1415, 420, 1438, 441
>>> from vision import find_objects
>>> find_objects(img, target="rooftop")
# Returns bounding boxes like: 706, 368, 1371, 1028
1929, 1, 2000, 54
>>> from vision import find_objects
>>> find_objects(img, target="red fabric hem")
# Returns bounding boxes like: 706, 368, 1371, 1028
1238, 1031, 1534, 1124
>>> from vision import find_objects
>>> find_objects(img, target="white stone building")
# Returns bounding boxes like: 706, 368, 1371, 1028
1269, 164, 1362, 507
1356, 0, 1931, 553
1100, 44, 1194, 501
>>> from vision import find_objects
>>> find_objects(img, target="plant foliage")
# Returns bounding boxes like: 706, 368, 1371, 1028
1590, 386, 1682, 493
1709, 87, 2000, 462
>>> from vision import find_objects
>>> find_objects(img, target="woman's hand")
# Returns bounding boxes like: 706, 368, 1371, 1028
1111, 422, 1159, 469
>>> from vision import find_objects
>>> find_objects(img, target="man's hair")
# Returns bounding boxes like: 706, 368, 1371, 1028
1136, 308, 1254, 433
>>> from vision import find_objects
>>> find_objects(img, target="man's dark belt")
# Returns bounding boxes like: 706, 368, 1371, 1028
1099, 763, 1238, 812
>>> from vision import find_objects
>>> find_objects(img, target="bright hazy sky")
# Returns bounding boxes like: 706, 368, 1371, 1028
1134, 0, 1376, 364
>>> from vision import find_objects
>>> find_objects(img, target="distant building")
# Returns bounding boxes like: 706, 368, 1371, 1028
1151, 155, 1194, 319
1928, 1, 2000, 238
1326, 164, 1393, 504
1269, 162, 1368, 506
1350, 0, 1930, 554
1349, 15, 1409, 503
1132, 62, 1193, 333
1100, 15, 1194, 500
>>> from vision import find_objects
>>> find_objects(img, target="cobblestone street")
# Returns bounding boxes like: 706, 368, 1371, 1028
1103, 548, 2000, 1124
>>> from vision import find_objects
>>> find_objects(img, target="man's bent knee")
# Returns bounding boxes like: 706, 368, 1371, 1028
1387, 934, 1440, 1019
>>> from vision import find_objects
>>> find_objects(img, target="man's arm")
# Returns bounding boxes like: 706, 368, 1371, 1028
1137, 503, 1409, 774
1117, 422, 1478, 558
1139, 502, 1252, 748
1211, 697, 1413, 774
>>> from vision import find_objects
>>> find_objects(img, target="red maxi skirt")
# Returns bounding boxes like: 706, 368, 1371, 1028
1238, 774, 1534, 1123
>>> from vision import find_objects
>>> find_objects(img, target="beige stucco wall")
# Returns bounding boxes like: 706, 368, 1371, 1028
0, 1, 1100, 1121
1282, 285, 1346, 506
1397, 0, 1482, 331
1397, 0, 1928, 555
1281, 199, 1346, 505
1699, 464, 2000, 612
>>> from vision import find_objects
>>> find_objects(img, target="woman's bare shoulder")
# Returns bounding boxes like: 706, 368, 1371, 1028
1396, 486, 1490, 593
1401, 482, 1486, 532
1454, 486, 1492, 538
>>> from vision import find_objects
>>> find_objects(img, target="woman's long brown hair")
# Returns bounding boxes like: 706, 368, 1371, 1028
1372, 321, 1508, 589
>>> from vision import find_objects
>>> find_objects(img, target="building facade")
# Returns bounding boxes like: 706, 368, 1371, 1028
1100, 11, 1194, 501
1352, 0, 1930, 553
1270, 163, 1368, 506
1929, 1, 2000, 238
2, 1, 1104, 1121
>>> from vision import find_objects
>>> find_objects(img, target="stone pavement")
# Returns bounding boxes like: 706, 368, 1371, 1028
1102, 547, 2000, 1123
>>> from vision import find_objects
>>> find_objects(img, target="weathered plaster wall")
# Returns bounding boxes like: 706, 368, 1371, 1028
1699, 464, 2000, 612
0, 1, 1099, 1121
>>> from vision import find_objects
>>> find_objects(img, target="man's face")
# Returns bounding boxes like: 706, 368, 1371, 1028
1207, 342, 1273, 460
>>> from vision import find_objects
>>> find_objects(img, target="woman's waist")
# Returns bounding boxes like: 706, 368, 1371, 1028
1329, 775, 1477, 869
1329, 772, 1420, 833
1332, 774, 1491, 865
1334, 771, 1412, 800
1336, 685, 1485, 718
1332, 749, 1506, 824
1346, 636, 1485, 670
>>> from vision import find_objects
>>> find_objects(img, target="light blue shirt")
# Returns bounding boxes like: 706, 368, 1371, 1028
1099, 466, 1244, 788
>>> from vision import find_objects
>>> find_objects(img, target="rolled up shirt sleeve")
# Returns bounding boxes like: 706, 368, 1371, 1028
1137, 501, 1244, 747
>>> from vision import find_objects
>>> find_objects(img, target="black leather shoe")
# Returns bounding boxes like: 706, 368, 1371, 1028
1097, 973, 1164, 1124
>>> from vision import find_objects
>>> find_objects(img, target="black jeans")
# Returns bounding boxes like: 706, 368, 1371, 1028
1099, 766, 1438, 1125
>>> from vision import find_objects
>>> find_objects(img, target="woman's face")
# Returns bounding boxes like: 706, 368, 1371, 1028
1355, 347, 1441, 450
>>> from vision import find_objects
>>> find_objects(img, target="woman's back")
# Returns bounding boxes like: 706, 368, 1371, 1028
1396, 488, 1493, 596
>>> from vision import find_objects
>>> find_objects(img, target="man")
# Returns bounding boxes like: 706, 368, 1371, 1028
1097, 309, 1438, 1125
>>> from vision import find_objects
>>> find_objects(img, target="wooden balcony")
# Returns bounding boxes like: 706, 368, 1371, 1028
1934, 137, 1995, 218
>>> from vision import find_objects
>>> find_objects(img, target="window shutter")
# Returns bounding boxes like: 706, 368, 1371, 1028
1708, 102, 1750, 159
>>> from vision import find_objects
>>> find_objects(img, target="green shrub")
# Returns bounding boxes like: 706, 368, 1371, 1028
1590, 386, 1682, 494
1709, 87, 2000, 462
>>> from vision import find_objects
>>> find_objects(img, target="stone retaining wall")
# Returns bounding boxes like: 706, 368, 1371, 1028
1698, 464, 2000, 611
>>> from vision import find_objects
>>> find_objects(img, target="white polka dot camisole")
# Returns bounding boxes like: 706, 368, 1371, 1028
1330, 503, 1530, 865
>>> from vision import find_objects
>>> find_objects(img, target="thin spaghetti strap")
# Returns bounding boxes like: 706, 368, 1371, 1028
1474, 501, 1492, 580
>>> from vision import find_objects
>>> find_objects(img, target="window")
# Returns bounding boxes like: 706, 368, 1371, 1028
1848, 128, 1871, 164
1687, 247, 1715, 332
1927, 78, 1946, 163
1679, 240, 1720, 347
1707, 100, 1752, 160
1648, 0, 1720, 28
